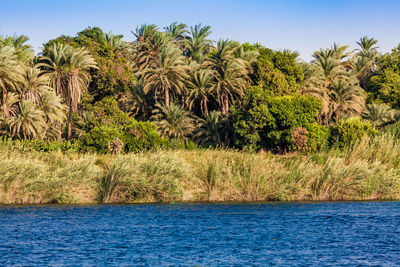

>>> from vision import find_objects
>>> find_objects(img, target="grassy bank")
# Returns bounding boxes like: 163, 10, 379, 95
1, 134, 400, 204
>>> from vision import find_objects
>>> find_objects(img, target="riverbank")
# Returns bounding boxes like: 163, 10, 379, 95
1, 134, 399, 204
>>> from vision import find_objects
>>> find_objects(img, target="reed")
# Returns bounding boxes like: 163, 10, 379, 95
1, 134, 400, 204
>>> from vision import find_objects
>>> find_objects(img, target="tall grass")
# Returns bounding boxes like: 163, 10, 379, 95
1, 133, 400, 204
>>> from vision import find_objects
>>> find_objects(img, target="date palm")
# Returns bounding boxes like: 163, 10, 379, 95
151, 102, 195, 140
0, 46, 23, 117
40, 89, 66, 124
186, 68, 215, 116
133, 24, 159, 43
208, 39, 249, 116
7, 100, 46, 140
185, 24, 214, 63
142, 45, 189, 110
356, 36, 379, 57
102, 31, 126, 50
0, 34, 34, 63
303, 45, 364, 124
119, 79, 152, 120
39, 43, 98, 140
164, 22, 188, 48
362, 103, 399, 129
20, 66, 52, 103
194, 111, 227, 147
0, 92, 19, 118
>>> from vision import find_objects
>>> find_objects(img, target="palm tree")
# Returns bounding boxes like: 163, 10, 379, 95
0, 34, 34, 63
134, 31, 173, 74
40, 89, 66, 124
362, 103, 399, 129
0, 92, 19, 118
133, 24, 159, 43
356, 36, 379, 56
119, 79, 152, 120
151, 102, 195, 140
185, 24, 214, 63
20, 66, 52, 103
328, 78, 365, 122
208, 39, 249, 116
186, 68, 215, 116
164, 22, 188, 47
303, 44, 365, 124
39, 43, 98, 140
7, 100, 46, 140
0, 46, 23, 117
142, 45, 189, 110
102, 31, 126, 50
349, 36, 380, 89
194, 111, 227, 147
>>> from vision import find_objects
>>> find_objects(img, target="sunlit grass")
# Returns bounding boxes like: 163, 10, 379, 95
1, 134, 400, 204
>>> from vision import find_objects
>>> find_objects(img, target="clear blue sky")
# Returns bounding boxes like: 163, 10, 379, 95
2, 0, 400, 61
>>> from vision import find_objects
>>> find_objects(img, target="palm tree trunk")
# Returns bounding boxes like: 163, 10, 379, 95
67, 99, 73, 140
1, 90, 7, 117
204, 99, 209, 117
220, 92, 226, 115
221, 92, 229, 116
181, 96, 185, 108
165, 86, 170, 110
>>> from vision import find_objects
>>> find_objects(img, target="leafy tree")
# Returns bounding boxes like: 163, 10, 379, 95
250, 44, 303, 95
232, 86, 322, 151
330, 117, 378, 147
43, 27, 136, 101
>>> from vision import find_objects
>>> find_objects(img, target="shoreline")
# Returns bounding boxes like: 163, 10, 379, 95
1, 134, 400, 205
1, 199, 400, 206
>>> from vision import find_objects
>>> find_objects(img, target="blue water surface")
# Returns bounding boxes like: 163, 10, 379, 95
0, 202, 399, 266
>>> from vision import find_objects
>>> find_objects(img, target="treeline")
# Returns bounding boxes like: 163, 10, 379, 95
1, 23, 400, 153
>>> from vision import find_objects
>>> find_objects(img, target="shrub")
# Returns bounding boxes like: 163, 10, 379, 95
306, 123, 330, 152
232, 86, 321, 151
122, 120, 170, 152
330, 117, 378, 148
383, 120, 400, 139
78, 126, 122, 153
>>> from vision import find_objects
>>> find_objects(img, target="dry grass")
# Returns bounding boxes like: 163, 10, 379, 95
1, 134, 400, 204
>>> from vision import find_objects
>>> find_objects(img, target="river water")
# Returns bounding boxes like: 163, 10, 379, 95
1, 202, 399, 266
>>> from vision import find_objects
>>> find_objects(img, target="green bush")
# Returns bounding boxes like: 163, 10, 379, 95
383, 120, 400, 139
0, 136, 78, 153
78, 126, 122, 153
330, 117, 378, 148
122, 120, 170, 152
232, 86, 321, 151
170, 139, 198, 150
306, 123, 330, 152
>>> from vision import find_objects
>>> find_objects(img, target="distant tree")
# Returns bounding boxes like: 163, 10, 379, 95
0, 46, 23, 117
39, 43, 98, 140
142, 45, 189, 110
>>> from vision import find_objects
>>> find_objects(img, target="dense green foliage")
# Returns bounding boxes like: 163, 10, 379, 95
2, 25, 400, 154
330, 117, 378, 147
232, 86, 322, 151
